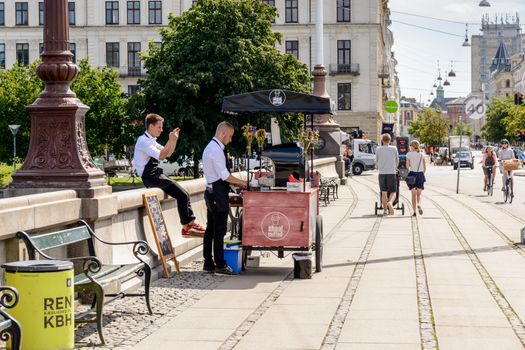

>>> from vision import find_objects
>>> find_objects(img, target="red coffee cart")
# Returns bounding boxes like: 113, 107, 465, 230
222, 90, 334, 273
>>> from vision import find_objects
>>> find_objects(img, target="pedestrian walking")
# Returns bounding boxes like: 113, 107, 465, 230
132, 113, 206, 237
376, 133, 399, 215
406, 140, 426, 216
202, 121, 247, 274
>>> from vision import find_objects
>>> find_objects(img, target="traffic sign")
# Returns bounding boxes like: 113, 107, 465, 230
465, 95, 485, 120
385, 100, 398, 113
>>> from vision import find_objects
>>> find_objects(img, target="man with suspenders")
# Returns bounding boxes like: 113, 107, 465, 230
202, 122, 247, 274
133, 113, 206, 237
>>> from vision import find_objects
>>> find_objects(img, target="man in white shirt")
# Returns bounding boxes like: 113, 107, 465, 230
375, 133, 399, 215
133, 113, 205, 237
202, 121, 246, 275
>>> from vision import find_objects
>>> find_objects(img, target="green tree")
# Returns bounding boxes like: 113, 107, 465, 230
0, 62, 43, 163
137, 0, 311, 172
452, 121, 472, 137
408, 108, 449, 147
71, 59, 138, 158
482, 96, 512, 142
502, 103, 525, 138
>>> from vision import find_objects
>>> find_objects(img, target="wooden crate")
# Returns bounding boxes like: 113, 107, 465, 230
242, 189, 318, 248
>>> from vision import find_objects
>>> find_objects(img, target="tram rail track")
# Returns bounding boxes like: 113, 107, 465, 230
356, 175, 525, 347
354, 176, 439, 349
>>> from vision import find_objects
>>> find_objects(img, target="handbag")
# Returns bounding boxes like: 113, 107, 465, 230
405, 153, 423, 186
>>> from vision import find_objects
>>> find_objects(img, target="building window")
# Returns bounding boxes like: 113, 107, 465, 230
127, 1, 140, 24
105, 1, 119, 25
68, 2, 75, 25
261, 0, 275, 22
285, 0, 298, 23
128, 85, 139, 95
337, 40, 351, 65
0, 43, 5, 69
285, 40, 299, 60
69, 43, 76, 63
192, 0, 198, 6
338, 83, 351, 110
106, 42, 120, 67
39, 42, 44, 56
128, 42, 141, 75
506, 79, 511, 88
16, 43, 29, 66
39, 2, 44, 25
16, 2, 28, 25
0, 3, 4, 26
337, 0, 350, 22
148, 1, 162, 24
154, 42, 162, 49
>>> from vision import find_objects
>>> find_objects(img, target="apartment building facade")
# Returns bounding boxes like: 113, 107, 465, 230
0, 0, 398, 141
471, 14, 523, 94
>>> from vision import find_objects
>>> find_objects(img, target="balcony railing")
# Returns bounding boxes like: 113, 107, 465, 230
329, 63, 360, 76
127, 66, 142, 77
378, 65, 390, 78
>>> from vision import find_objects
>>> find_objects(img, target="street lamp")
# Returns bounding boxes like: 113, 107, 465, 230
8, 125, 20, 173
479, 0, 491, 7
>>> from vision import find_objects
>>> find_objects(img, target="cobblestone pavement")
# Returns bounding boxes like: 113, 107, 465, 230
75, 260, 228, 349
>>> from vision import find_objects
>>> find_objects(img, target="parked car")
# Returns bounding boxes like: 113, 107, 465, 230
453, 151, 474, 170
158, 159, 203, 177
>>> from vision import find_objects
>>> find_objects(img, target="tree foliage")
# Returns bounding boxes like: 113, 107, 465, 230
136, 0, 311, 165
0, 62, 43, 163
0, 59, 136, 163
408, 108, 449, 146
72, 59, 139, 158
482, 97, 513, 142
452, 121, 472, 137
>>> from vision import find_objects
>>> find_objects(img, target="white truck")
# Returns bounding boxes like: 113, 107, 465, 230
350, 139, 377, 175
448, 135, 470, 157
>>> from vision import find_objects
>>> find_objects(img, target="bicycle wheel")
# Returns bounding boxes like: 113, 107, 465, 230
504, 183, 509, 203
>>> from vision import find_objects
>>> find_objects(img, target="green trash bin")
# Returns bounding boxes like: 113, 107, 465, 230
2, 260, 74, 350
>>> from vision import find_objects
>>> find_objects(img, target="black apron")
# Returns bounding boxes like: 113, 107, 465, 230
209, 139, 230, 213
141, 133, 169, 188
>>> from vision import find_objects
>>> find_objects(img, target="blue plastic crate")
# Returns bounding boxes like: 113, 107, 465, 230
224, 247, 242, 274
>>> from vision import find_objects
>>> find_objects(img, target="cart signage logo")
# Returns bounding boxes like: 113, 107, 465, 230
261, 212, 290, 241
269, 89, 286, 106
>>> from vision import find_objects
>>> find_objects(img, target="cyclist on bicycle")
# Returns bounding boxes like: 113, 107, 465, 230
480, 145, 497, 191
498, 139, 515, 196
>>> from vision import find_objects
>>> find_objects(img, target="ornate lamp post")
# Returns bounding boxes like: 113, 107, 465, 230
9, 0, 105, 194
312, 0, 341, 158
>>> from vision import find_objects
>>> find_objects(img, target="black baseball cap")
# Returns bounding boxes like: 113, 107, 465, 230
501, 139, 509, 144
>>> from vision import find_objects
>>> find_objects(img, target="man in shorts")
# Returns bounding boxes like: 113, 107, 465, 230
376, 133, 399, 215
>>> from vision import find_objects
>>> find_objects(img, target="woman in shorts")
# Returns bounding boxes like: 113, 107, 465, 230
406, 140, 426, 216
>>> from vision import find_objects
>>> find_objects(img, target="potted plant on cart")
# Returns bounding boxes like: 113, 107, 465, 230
242, 123, 256, 189
298, 127, 319, 192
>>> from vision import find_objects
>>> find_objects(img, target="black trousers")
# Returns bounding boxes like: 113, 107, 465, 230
203, 190, 228, 268
142, 174, 195, 225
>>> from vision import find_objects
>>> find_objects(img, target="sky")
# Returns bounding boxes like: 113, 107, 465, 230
389, 0, 525, 105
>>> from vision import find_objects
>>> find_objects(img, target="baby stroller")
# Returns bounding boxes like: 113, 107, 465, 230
374, 170, 405, 216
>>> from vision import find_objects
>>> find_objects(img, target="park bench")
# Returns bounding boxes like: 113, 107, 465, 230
16, 219, 153, 344
0, 286, 22, 350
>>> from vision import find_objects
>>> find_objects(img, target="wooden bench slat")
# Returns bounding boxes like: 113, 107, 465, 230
74, 263, 143, 286
31, 227, 91, 251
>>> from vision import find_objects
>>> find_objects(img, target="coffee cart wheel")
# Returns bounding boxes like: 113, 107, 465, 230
315, 215, 323, 272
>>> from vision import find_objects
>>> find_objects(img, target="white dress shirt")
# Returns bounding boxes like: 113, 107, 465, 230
202, 137, 230, 187
132, 131, 163, 177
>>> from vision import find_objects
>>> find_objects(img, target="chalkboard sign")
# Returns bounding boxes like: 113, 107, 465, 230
143, 193, 180, 277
